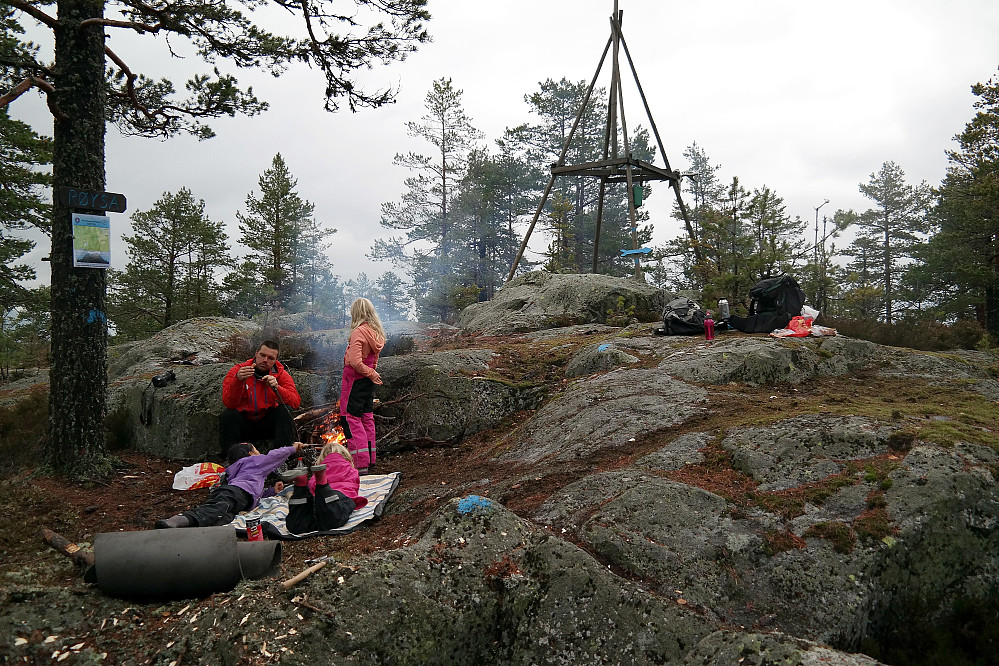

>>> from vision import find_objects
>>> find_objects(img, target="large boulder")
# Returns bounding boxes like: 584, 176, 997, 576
107, 364, 326, 460
286, 497, 714, 665
457, 271, 664, 335
108, 317, 260, 381
376, 350, 547, 444
660, 336, 879, 386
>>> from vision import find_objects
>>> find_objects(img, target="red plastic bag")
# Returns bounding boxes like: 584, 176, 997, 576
787, 316, 813, 336
172, 462, 225, 490
771, 316, 814, 338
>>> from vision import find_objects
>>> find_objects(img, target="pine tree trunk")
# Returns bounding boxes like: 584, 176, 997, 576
48, 0, 112, 478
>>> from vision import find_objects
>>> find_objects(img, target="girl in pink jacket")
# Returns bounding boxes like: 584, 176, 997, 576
285, 441, 367, 534
339, 298, 385, 474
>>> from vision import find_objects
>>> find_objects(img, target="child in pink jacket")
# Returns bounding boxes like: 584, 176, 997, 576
339, 298, 385, 474
284, 441, 368, 534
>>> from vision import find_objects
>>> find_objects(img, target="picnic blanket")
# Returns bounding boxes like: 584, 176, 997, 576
229, 472, 401, 540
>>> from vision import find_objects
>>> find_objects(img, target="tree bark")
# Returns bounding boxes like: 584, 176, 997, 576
48, 0, 112, 478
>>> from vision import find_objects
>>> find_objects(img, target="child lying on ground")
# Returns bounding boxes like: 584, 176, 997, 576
283, 441, 369, 534
156, 442, 305, 529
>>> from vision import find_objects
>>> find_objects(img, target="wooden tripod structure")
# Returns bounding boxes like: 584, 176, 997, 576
506, 1, 701, 282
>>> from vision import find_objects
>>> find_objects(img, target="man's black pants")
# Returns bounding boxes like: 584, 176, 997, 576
218, 406, 296, 457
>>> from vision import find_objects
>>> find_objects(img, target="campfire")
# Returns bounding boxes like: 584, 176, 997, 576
294, 401, 349, 447
309, 407, 348, 447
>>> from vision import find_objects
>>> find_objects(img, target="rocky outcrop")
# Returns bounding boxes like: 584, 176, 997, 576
457, 271, 664, 335
288, 497, 714, 665
376, 350, 547, 444
6, 274, 999, 665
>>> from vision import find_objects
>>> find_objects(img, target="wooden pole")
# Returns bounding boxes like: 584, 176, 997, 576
507, 36, 613, 280
610, 12, 642, 281
593, 180, 607, 273
618, 31, 702, 268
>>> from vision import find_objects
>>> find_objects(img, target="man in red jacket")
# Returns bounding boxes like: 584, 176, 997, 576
219, 340, 302, 456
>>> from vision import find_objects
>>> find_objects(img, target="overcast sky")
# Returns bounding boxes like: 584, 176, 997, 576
10, 0, 999, 287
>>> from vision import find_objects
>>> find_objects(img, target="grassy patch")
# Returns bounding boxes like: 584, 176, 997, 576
804, 520, 856, 553
854, 491, 896, 542
762, 529, 806, 556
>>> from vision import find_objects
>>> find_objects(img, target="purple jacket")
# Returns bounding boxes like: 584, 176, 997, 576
225, 445, 298, 507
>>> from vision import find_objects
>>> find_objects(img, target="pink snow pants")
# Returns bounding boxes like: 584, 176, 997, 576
340, 355, 378, 470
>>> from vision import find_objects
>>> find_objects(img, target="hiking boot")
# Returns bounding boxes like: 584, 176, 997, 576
155, 514, 191, 529
278, 465, 309, 483
357, 467, 369, 476
308, 462, 326, 473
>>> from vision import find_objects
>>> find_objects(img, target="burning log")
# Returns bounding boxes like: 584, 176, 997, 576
293, 403, 339, 423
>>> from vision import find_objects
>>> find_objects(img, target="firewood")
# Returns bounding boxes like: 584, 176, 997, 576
39, 528, 95, 569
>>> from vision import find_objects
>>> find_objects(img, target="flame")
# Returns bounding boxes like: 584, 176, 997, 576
312, 403, 348, 446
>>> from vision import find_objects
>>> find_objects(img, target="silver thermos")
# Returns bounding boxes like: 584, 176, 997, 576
718, 299, 730, 320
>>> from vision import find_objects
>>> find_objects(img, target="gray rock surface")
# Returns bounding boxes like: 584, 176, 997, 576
457, 271, 664, 335
288, 497, 713, 666
108, 317, 260, 380
377, 350, 546, 443
498, 368, 708, 465
660, 336, 878, 385
565, 342, 640, 378
721, 415, 898, 491
681, 631, 886, 666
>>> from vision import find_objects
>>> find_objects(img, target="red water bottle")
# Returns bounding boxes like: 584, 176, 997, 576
704, 311, 715, 340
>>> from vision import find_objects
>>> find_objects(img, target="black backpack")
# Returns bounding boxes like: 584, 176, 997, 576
729, 274, 806, 334
660, 297, 706, 335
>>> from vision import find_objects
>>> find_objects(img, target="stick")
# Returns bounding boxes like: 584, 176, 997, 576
281, 560, 328, 588
39, 528, 95, 569
293, 596, 337, 619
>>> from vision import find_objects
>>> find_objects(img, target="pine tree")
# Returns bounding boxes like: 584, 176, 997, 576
109, 188, 229, 339
849, 161, 932, 323
916, 69, 999, 336
296, 215, 337, 312
374, 78, 483, 320
238, 154, 317, 310
449, 147, 525, 301
0, 106, 51, 318
375, 271, 408, 321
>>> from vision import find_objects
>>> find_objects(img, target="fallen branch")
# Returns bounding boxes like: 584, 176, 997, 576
375, 393, 426, 408
293, 404, 338, 422
292, 595, 337, 620
39, 528, 95, 569
380, 432, 463, 454
281, 560, 328, 589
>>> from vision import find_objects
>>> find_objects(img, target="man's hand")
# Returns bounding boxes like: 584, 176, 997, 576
294, 442, 305, 452
236, 366, 255, 381
263, 374, 279, 389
